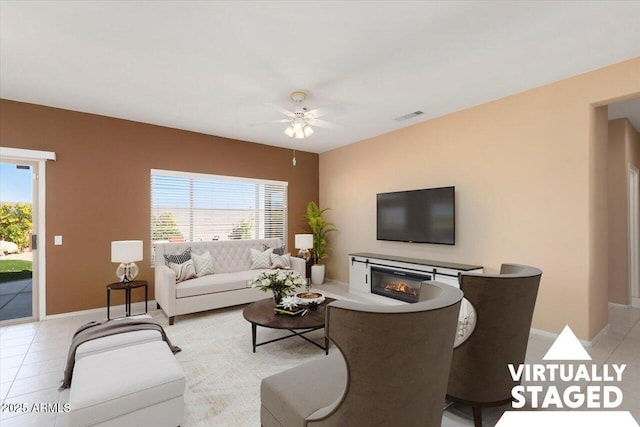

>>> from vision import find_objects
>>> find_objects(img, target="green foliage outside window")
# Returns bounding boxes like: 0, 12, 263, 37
152, 212, 183, 241
228, 220, 253, 240
0, 203, 32, 250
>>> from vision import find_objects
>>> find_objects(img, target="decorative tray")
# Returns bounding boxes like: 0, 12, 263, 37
295, 292, 325, 305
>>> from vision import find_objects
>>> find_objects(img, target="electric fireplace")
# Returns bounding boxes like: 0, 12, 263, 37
370, 267, 431, 303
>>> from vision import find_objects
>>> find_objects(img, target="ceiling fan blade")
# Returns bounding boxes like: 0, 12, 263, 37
307, 118, 339, 129
306, 103, 342, 119
248, 118, 292, 127
267, 103, 296, 118
305, 107, 331, 118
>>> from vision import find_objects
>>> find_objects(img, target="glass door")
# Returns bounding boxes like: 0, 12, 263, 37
0, 161, 36, 322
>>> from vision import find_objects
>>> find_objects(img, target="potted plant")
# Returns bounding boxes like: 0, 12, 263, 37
305, 201, 338, 285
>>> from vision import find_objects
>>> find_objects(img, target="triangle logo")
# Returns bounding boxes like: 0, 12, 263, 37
542, 325, 592, 360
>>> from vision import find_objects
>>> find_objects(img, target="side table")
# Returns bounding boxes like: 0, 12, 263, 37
106, 280, 148, 319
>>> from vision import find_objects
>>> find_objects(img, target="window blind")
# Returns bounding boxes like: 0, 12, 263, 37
151, 169, 287, 252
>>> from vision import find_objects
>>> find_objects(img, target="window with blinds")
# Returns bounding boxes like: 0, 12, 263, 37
151, 169, 288, 251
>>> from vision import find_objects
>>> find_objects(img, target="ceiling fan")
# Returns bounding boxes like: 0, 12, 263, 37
260, 91, 336, 139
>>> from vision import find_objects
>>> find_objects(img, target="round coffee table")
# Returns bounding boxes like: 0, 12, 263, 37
243, 297, 336, 354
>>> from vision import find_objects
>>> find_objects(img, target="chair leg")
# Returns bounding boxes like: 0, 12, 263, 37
169, 316, 175, 325
472, 406, 482, 427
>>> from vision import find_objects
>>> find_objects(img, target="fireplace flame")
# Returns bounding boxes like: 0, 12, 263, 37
384, 282, 418, 297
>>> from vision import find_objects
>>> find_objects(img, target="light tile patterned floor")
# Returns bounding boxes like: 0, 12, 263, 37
0, 283, 639, 426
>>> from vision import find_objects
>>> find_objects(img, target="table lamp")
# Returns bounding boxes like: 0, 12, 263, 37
111, 240, 143, 283
294, 234, 313, 263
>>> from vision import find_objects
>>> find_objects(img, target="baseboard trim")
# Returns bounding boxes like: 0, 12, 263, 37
608, 302, 630, 309
530, 323, 609, 348
587, 324, 610, 347
632, 297, 640, 308
44, 300, 157, 320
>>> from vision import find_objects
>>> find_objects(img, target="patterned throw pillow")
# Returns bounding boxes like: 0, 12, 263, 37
168, 259, 197, 283
270, 253, 291, 269
262, 244, 285, 256
164, 247, 191, 265
191, 251, 215, 277
454, 299, 477, 348
250, 247, 273, 269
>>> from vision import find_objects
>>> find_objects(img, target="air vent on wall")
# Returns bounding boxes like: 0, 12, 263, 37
394, 110, 424, 122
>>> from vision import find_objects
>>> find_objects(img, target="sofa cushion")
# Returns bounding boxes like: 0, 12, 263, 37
261, 352, 346, 427
169, 259, 197, 283
176, 270, 266, 298
191, 250, 216, 277
234, 269, 271, 287
251, 247, 273, 269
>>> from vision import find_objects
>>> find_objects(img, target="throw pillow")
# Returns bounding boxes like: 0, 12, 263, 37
270, 253, 291, 269
191, 251, 215, 277
454, 299, 477, 348
169, 259, 197, 283
250, 247, 273, 269
262, 243, 285, 256
164, 247, 191, 265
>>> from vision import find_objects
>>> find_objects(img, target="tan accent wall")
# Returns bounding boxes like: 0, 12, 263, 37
320, 57, 640, 341
588, 105, 609, 337
626, 119, 640, 175
631, 122, 640, 168
608, 119, 628, 304
0, 99, 319, 315
608, 118, 640, 305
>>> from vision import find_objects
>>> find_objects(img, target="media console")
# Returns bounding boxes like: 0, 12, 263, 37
349, 252, 483, 300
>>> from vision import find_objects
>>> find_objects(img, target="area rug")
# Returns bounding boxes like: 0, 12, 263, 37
156, 305, 328, 427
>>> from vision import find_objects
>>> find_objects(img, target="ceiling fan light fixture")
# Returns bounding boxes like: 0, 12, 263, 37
279, 91, 325, 139
303, 125, 314, 137
284, 125, 295, 137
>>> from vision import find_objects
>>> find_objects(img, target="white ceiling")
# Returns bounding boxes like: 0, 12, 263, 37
1, 1, 639, 153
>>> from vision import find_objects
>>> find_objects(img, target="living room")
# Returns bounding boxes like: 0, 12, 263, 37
1, 2, 640, 427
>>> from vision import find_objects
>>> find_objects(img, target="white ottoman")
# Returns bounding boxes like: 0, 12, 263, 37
74, 315, 160, 361
75, 329, 162, 361
69, 341, 185, 427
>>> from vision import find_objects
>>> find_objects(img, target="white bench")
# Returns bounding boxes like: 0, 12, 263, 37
68, 323, 185, 427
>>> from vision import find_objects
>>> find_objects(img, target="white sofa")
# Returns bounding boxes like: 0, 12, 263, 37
154, 238, 305, 324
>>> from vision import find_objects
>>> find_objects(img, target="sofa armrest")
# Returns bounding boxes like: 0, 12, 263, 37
290, 256, 307, 278
155, 264, 177, 318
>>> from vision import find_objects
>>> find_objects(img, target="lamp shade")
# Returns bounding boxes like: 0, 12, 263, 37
284, 126, 295, 137
111, 240, 143, 263
303, 125, 314, 137
295, 234, 313, 250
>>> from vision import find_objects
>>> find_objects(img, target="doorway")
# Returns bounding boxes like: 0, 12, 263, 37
0, 161, 37, 322
630, 165, 640, 307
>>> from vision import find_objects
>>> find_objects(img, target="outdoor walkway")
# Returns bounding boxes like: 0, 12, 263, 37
0, 279, 32, 321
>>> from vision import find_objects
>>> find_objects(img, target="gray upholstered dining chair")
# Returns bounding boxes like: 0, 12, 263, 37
446, 263, 542, 427
260, 281, 463, 427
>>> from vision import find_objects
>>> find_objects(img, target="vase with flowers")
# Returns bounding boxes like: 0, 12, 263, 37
252, 270, 306, 305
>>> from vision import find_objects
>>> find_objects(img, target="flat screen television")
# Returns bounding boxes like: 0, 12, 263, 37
377, 186, 455, 245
